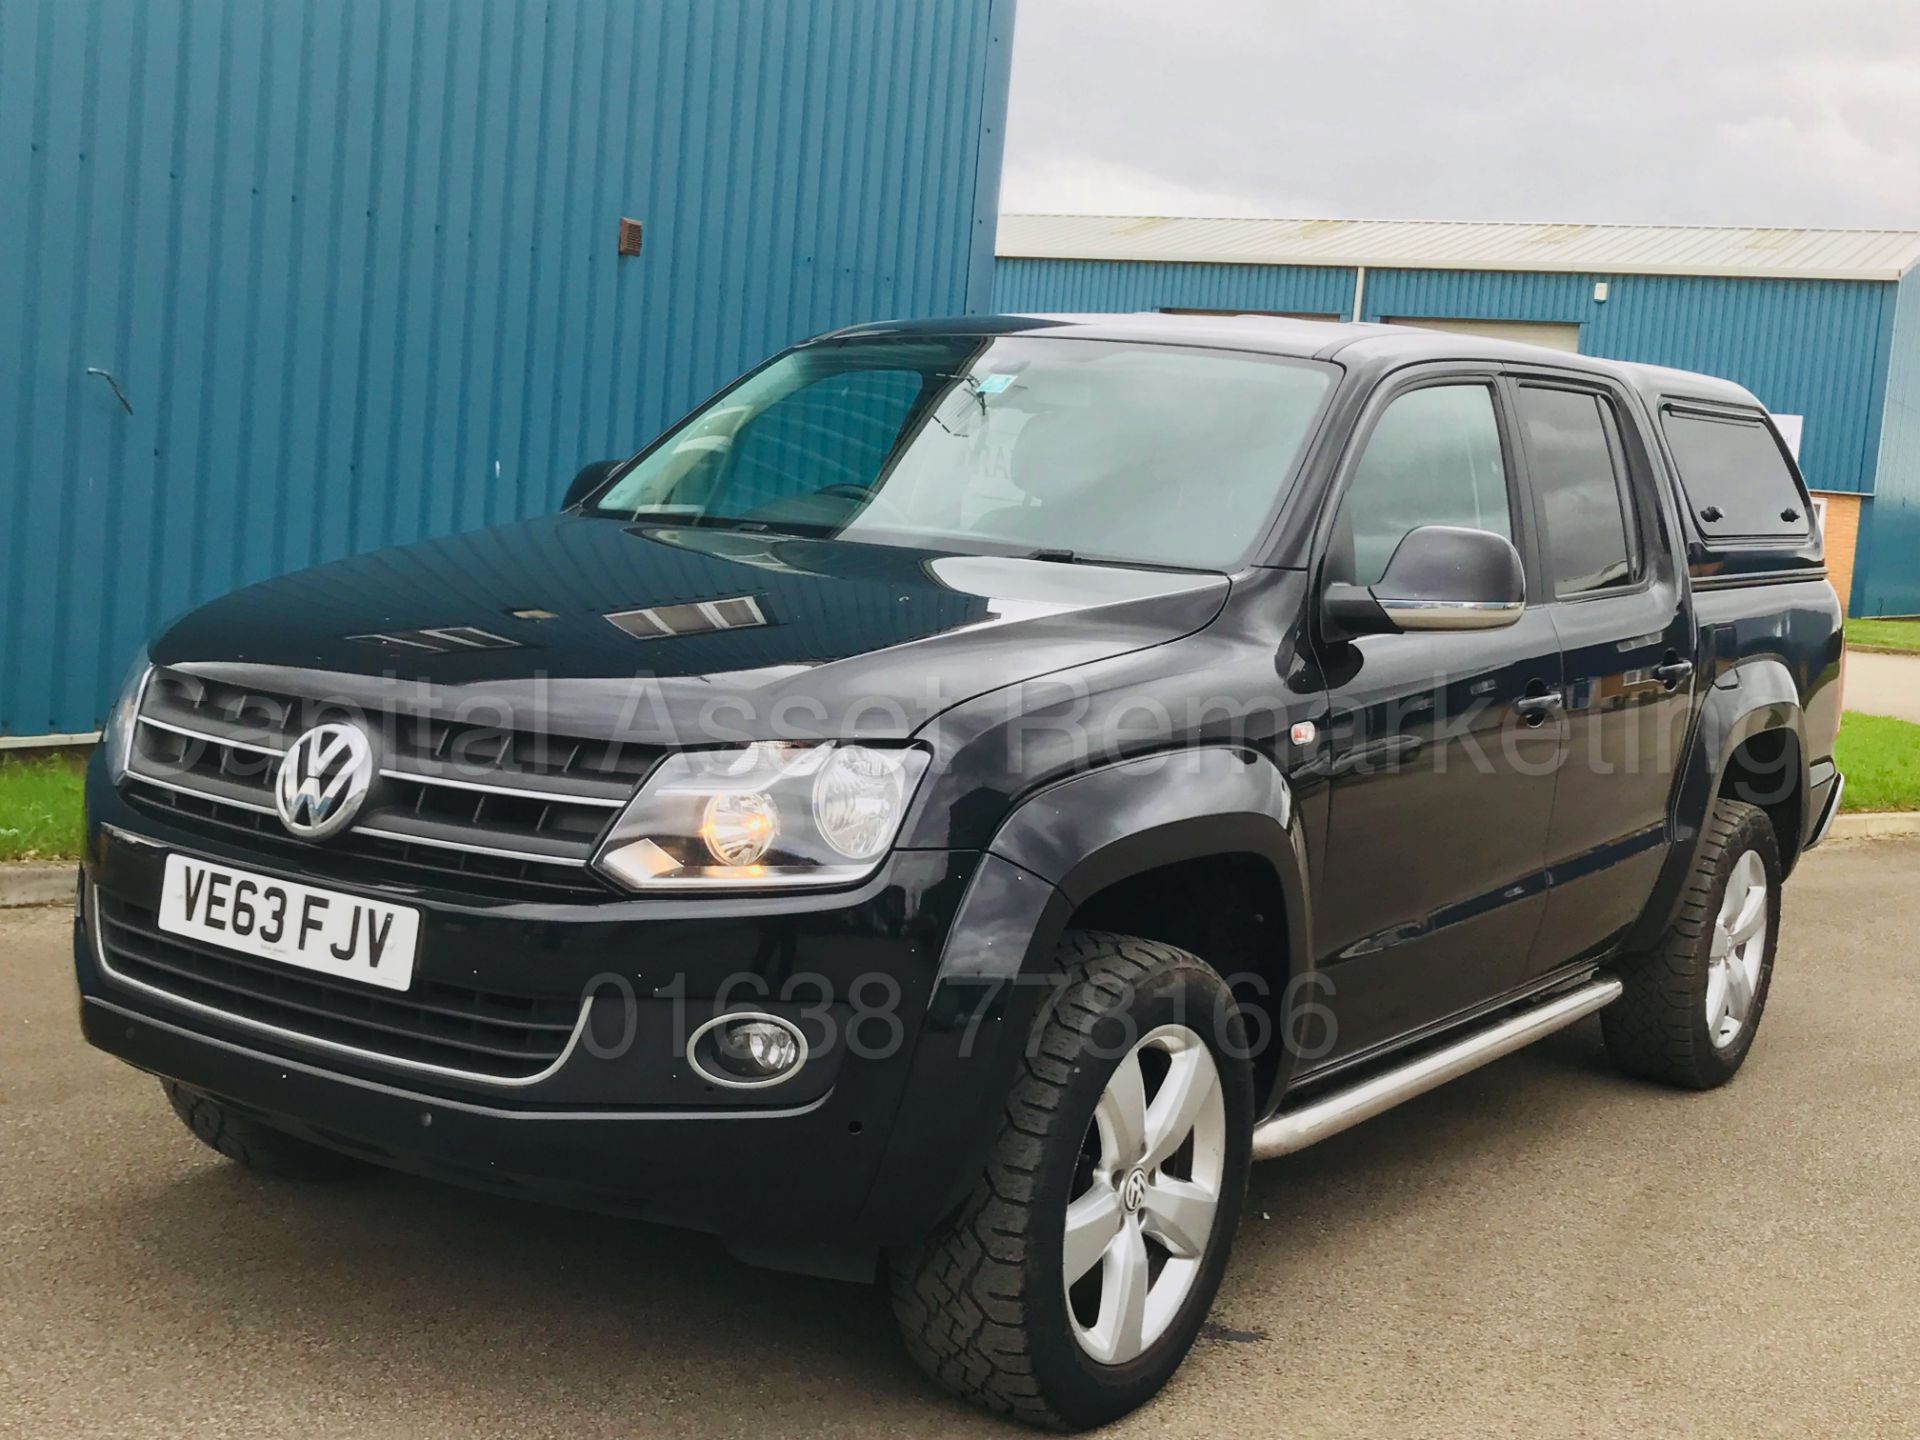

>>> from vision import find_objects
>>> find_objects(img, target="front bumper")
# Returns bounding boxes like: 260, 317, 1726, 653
76, 765, 1039, 1265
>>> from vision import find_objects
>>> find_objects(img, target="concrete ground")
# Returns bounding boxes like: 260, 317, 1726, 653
5, 842, 1918, 1439
1845, 648, 1920, 726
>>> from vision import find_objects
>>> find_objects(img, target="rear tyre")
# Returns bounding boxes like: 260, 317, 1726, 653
889, 931, 1253, 1430
1602, 797, 1782, 1089
164, 1080, 375, 1181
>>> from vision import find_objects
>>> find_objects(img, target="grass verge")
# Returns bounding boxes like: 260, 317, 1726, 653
2, 715, 1915, 864
1834, 712, 1920, 813
0, 752, 88, 862
1845, 617, 1920, 655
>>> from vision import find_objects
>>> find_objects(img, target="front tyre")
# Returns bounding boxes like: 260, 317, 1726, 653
889, 932, 1253, 1430
1603, 797, 1782, 1089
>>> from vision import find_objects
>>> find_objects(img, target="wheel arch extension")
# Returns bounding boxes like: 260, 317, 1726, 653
981, 746, 1308, 964
857, 747, 1312, 1240
958, 746, 1310, 1103
1632, 659, 1811, 948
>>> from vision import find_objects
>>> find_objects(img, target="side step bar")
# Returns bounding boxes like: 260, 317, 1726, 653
1251, 976, 1624, 1161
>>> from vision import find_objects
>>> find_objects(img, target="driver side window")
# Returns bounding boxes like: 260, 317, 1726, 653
1332, 383, 1514, 586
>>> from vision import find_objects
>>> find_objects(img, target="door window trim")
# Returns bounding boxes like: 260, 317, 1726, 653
1504, 374, 1653, 605
1310, 365, 1542, 609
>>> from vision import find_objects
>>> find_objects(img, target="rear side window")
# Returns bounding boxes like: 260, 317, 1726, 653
1515, 384, 1640, 596
1661, 408, 1809, 540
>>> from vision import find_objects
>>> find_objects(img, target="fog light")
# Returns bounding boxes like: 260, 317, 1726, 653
689, 1013, 808, 1089
718, 1020, 800, 1074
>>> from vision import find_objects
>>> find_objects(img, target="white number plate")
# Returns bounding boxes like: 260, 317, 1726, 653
157, 855, 420, 993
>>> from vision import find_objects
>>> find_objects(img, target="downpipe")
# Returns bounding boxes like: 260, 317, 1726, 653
1251, 977, 1625, 1161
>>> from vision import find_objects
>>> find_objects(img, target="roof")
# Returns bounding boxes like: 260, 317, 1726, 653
830, 313, 1763, 408
997, 214, 1920, 282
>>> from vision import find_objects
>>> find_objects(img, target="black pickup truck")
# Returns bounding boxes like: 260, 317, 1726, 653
77, 314, 1843, 1428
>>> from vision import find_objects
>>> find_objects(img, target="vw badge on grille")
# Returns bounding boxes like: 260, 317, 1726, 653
274, 722, 375, 840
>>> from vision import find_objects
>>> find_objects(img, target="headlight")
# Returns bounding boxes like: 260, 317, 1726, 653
594, 742, 929, 891
103, 648, 152, 787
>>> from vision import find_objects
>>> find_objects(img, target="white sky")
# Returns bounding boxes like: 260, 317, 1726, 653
1000, 0, 1920, 229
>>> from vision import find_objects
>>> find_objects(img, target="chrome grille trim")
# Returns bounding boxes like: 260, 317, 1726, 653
127, 768, 277, 816
123, 668, 646, 883
355, 824, 594, 867
375, 765, 627, 808
87, 881, 594, 1088
137, 713, 286, 755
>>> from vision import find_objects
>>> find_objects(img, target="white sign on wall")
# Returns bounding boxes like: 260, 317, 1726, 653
1772, 412, 1804, 459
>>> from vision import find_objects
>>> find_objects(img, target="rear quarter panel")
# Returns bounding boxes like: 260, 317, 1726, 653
1694, 578, 1845, 766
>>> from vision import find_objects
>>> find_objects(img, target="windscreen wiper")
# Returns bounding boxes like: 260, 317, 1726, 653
1016, 546, 1221, 576
620, 510, 837, 540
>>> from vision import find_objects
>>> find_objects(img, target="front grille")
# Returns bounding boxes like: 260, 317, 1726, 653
124, 670, 660, 899
94, 890, 582, 1080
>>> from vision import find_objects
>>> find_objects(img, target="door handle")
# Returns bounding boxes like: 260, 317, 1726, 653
1513, 691, 1564, 726
1652, 658, 1693, 689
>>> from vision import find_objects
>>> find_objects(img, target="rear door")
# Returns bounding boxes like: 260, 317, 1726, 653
1507, 373, 1694, 975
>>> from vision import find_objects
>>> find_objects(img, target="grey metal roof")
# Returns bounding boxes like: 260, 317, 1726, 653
998, 214, 1920, 282
839, 312, 1765, 407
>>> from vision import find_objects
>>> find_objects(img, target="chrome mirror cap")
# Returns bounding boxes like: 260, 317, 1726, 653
1375, 598, 1525, 631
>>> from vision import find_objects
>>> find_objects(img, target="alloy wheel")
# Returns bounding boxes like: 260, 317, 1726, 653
1063, 1024, 1227, 1365
1706, 848, 1769, 1048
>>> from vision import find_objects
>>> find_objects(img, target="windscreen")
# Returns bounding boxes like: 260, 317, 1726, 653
588, 335, 1334, 570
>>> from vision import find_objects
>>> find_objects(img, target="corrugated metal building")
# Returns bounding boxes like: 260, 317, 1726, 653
0, 0, 1015, 739
998, 214, 1920, 617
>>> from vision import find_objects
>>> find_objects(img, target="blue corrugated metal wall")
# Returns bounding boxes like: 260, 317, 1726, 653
0, 0, 1015, 737
998, 259, 1894, 496
1361, 270, 1897, 503
997, 257, 1901, 607
1862, 268, 1920, 615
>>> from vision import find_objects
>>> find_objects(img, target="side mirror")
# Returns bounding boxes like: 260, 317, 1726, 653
1323, 525, 1525, 637
563, 459, 621, 511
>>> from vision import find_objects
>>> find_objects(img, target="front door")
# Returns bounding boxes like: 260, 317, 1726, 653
1309, 372, 1564, 1068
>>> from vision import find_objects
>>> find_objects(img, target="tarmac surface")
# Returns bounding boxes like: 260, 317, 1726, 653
4, 839, 1917, 1438
1846, 648, 1920, 726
